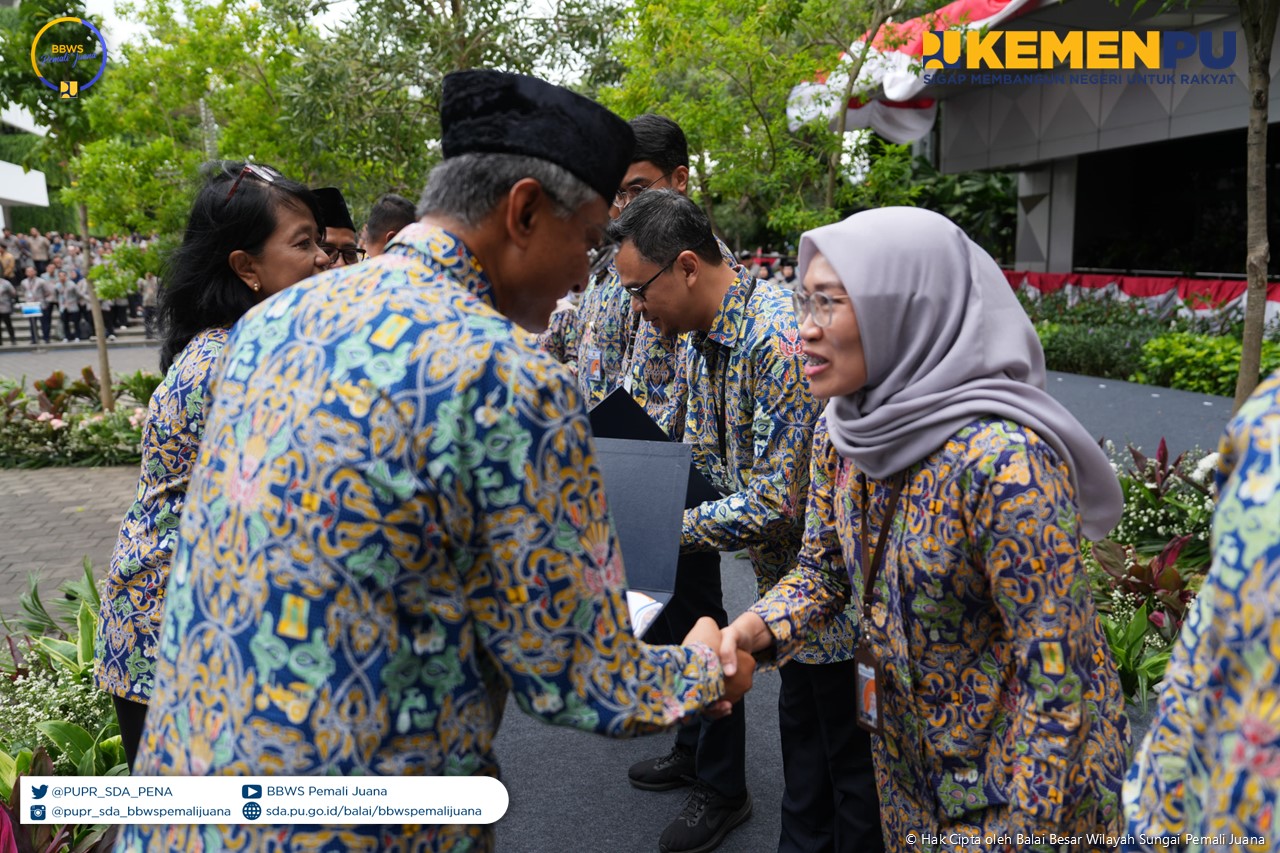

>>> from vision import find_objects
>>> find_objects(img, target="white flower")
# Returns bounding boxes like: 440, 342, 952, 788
1192, 452, 1220, 483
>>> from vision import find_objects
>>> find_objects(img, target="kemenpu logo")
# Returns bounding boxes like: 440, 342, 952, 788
922, 29, 1235, 72
30, 17, 108, 99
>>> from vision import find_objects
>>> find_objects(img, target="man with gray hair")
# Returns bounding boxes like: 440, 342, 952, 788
117, 70, 751, 853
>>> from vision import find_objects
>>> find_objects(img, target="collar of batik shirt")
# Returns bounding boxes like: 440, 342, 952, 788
383, 221, 494, 308
699, 264, 756, 353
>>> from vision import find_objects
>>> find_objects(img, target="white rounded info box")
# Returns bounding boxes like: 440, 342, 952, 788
20, 776, 509, 825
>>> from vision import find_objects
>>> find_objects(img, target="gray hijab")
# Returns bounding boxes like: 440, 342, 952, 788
798, 207, 1123, 540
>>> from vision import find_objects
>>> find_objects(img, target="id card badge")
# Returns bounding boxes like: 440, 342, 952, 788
584, 347, 603, 382
622, 371, 634, 394
854, 641, 884, 736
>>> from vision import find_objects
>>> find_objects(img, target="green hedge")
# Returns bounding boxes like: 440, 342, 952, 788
1131, 333, 1280, 397
1036, 322, 1161, 381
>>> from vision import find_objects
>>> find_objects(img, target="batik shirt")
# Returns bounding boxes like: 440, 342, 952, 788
752, 419, 1130, 850
681, 270, 847, 664
1123, 369, 1280, 851
95, 328, 228, 701
565, 237, 739, 439
116, 223, 724, 853
535, 297, 581, 369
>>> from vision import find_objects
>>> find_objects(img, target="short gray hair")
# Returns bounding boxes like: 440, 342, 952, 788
417, 153, 597, 228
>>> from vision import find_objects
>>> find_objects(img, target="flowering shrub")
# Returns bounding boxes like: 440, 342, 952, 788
1087, 439, 1217, 705
1, 564, 123, 851
0, 369, 159, 468
1109, 440, 1215, 568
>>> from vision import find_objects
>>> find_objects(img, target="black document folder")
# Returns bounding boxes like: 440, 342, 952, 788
593, 438, 689, 638
588, 388, 721, 508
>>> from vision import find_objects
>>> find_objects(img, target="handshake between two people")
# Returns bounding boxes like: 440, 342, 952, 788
679, 612, 774, 720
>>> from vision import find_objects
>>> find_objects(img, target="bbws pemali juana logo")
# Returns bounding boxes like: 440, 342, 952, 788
923, 29, 1238, 86
31, 17, 108, 99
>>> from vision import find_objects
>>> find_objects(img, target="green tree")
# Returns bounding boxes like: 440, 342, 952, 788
605, 0, 947, 247
61, 0, 628, 234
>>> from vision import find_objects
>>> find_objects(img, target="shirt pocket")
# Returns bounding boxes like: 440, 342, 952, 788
931, 755, 1009, 821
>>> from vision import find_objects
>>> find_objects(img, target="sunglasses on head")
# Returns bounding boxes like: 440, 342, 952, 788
225, 163, 283, 202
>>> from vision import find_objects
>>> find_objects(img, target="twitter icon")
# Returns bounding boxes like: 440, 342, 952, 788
31, 784, 48, 800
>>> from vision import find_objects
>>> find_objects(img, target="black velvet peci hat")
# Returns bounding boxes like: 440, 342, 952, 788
440, 69, 634, 205
313, 187, 356, 233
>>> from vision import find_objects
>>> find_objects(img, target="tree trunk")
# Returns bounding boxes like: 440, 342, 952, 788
1235, 0, 1279, 409
823, 7, 900, 210
77, 200, 116, 413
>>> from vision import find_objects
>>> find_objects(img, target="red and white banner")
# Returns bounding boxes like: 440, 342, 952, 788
787, 0, 1036, 142
1004, 270, 1280, 326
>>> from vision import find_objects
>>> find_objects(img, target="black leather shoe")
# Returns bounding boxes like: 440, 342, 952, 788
628, 744, 695, 791
658, 783, 752, 853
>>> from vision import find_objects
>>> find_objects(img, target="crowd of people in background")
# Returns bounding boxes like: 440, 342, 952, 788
0, 227, 157, 345
0, 193, 423, 350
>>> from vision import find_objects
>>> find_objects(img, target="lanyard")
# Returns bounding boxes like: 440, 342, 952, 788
620, 309, 642, 393
857, 471, 907, 624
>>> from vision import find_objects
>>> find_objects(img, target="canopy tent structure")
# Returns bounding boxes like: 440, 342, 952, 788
786, 0, 1039, 143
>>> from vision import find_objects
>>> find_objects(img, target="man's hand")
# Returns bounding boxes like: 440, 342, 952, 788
681, 617, 761, 717
682, 615, 723, 651
723, 650, 755, 705
719, 612, 771, 677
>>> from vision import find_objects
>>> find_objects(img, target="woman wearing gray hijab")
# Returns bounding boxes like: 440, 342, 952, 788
719, 208, 1130, 851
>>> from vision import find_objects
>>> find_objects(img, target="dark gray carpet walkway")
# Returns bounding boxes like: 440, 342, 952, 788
491, 374, 1234, 853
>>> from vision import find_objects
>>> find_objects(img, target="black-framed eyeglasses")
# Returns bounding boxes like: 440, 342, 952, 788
624, 256, 679, 301
614, 171, 674, 210
323, 245, 367, 266
225, 163, 281, 202
791, 289, 852, 328
587, 241, 619, 281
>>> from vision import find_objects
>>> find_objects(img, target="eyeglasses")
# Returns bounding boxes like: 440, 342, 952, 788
323, 245, 367, 266
225, 163, 281, 202
613, 172, 674, 210
623, 256, 679, 301
791, 290, 852, 328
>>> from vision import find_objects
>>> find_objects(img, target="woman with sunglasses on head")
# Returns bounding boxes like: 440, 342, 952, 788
94, 161, 328, 768
719, 207, 1131, 851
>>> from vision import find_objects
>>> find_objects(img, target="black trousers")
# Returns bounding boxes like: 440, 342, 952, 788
61, 309, 79, 341
777, 659, 884, 853
0, 312, 15, 344
40, 305, 53, 343
112, 695, 149, 771
643, 549, 747, 798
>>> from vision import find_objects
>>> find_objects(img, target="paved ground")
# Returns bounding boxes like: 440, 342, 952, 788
0, 466, 137, 623
0, 342, 162, 383
0, 345, 159, 623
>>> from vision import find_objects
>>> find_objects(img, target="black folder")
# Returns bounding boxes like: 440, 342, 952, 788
593, 438, 689, 637
588, 388, 722, 508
